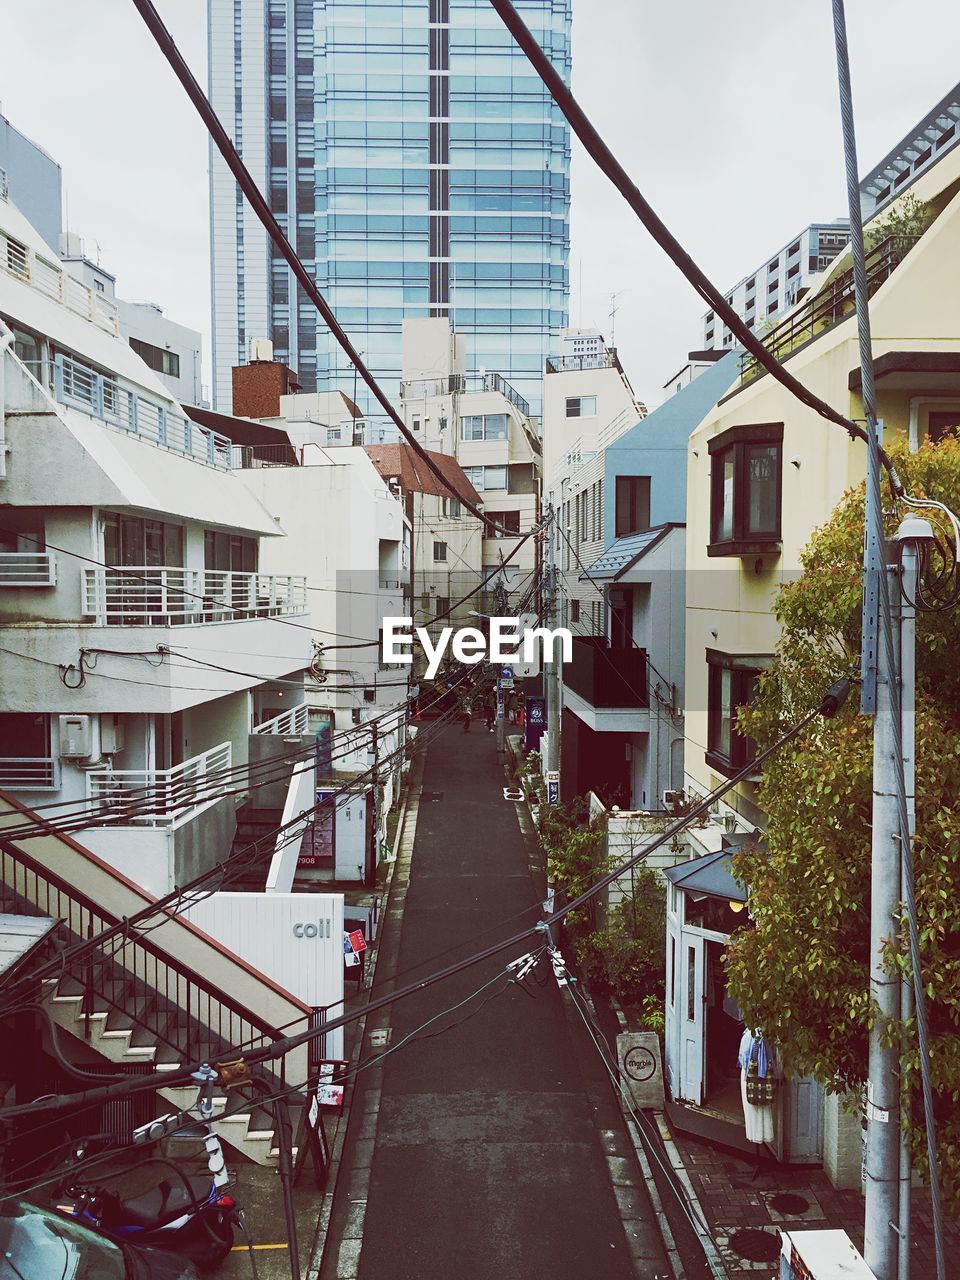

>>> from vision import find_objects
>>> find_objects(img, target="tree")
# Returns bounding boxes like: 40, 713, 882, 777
724, 437, 960, 1213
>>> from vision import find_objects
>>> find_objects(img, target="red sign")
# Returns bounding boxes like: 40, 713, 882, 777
348, 929, 367, 953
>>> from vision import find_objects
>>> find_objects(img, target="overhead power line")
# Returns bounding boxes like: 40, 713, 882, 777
130, 0, 520, 535
487, 0, 905, 497
0, 677, 849, 1121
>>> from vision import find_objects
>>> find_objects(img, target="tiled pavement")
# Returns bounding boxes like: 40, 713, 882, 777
671, 1131, 960, 1279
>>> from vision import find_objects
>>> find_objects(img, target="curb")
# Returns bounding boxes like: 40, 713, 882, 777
653, 1109, 730, 1280
306, 747, 427, 1280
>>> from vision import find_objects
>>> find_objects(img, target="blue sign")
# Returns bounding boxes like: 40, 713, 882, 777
501, 666, 514, 681
524, 696, 546, 752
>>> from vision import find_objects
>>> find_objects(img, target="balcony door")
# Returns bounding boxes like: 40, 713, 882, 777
610, 588, 633, 648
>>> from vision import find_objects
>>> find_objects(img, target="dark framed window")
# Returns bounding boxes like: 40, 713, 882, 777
706, 650, 767, 776
433, 541, 447, 562
565, 395, 597, 418
485, 510, 520, 537
615, 476, 651, 537
129, 337, 181, 379
708, 424, 783, 556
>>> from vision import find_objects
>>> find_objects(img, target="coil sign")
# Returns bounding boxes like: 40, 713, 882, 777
293, 920, 332, 939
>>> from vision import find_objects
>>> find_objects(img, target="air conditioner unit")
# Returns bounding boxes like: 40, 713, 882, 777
59, 714, 93, 758
100, 714, 124, 755
250, 337, 274, 362
662, 789, 684, 809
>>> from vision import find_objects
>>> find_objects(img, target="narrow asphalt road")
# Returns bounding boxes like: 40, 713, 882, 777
337, 724, 668, 1279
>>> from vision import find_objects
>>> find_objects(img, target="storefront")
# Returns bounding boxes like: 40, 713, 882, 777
664, 843, 823, 1164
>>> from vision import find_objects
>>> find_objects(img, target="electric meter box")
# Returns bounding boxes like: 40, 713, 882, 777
58, 714, 93, 758
779, 1230, 877, 1280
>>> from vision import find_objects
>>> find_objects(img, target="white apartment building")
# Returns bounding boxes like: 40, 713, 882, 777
0, 194, 309, 897
399, 317, 542, 608
60, 233, 204, 406
542, 328, 647, 634
699, 221, 851, 351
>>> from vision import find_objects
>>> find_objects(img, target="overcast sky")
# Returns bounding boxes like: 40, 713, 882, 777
1, 1, 958, 407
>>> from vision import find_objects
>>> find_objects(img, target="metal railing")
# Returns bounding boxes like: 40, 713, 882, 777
0, 838, 284, 1069
81, 565, 307, 625
379, 577, 402, 589
252, 703, 309, 736
54, 354, 232, 468
85, 742, 232, 828
400, 370, 531, 416
0, 230, 120, 334
546, 349, 620, 374
0, 758, 60, 791
738, 233, 921, 386
230, 442, 300, 469
0, 551, 56, 586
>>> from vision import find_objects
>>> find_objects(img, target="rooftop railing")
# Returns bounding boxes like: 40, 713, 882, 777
546, 349, 621, 374
81, 565, 307, 626
738, 233, 920, 387
54, 354, 232, 468
1, 227, 120, 335
400, 370, 531, 416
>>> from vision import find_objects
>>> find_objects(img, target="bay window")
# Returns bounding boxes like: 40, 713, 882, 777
708, 423, 783, 556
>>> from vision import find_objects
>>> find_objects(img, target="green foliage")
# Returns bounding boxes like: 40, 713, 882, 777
725, 438, 960, 1213
544, 800, 665, 1012
864, 193, 932, 252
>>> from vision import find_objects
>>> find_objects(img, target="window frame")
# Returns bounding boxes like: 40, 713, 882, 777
432, 540, 447, 562
615, 475, 651, 538
565, 395, 597, 419
705, 649, 768, 777
708, 423, 783, 557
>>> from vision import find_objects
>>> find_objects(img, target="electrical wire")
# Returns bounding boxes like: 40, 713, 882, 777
0, 681, 843, 1122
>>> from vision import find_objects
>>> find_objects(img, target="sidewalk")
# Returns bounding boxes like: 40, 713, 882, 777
669, 1125, 960, 1278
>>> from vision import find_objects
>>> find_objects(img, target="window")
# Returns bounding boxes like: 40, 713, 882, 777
94, 280, 105, 294
461, 413, 508, 441
565, 396, 597, 418
485, 510, 521, 537
570, 599, 581, 623
433, 541, 447, 562
412, 416, 420, 433
435, 596, 449, 618
706, 651, 766, 776
615, 476, 651, 537
708, 424, 783, 555
442, 497, 461, 518
787, 263, 800, 279
326, 428, 342, 445
788, 240, 800, 257
928, 411, 960, 444
129, 337, 181, 379
462, 465, 506, 491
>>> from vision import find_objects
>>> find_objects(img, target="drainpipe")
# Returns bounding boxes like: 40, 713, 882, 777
0, 322, 13, 479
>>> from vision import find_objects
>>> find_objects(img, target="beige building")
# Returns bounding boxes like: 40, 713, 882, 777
683, 116, 960, 827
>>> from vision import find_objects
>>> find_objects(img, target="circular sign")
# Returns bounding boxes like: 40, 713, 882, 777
623, 1045, 657, 1083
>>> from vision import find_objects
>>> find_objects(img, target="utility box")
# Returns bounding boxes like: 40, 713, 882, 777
779, 1230, 877, 1280
58, 714, 92, 758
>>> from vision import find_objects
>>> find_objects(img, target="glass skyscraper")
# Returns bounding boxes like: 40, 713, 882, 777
208, 0, 571, 427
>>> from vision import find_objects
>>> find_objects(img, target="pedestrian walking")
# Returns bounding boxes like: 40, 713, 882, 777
485, 702, 496, 733
462, 698, 472, 733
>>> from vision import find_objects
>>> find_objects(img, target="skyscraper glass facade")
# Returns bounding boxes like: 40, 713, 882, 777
209, 0, 571, 426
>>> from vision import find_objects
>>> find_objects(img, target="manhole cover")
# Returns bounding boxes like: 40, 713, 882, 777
728, 1229, 781, 1263
421, 791, 444, 802
769, 1192, 810, 1216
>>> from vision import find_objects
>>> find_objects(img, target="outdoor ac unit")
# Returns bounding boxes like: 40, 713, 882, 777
59, 714, 93, 758
662, 789, 684, 809
250, 337, 274, 362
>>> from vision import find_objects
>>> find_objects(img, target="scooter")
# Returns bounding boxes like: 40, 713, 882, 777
59, 1138, 236, 1272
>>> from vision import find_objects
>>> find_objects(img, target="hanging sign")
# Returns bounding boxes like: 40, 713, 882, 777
546, 769, 560, 805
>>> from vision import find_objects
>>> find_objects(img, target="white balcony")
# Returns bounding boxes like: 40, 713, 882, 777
0, 551, 56, 586
85, 741, 232, 829
252, 702, 309, 736
81, 566, 307, 626
0, 757, 60, 791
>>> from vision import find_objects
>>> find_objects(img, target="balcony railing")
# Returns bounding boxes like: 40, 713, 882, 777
85, 742, 232, 828
400, 370, 530, 416
230, 443, 300, 469
738, 233, 921, 386
563, 637, 648, 709
81, 565, 307, 625
0, 757, 60, 791
253, 702, 309, 736
546, 349, 621, 374
54, 354, 232, 468
1, 228, 120, 335
0, 551, 56, 586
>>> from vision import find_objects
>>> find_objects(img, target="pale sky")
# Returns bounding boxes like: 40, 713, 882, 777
1, 0, 958, 408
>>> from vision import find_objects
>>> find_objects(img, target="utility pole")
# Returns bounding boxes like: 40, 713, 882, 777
544, 503, 561, 800
367, 720, 379, 888
830, 4, 898, 1272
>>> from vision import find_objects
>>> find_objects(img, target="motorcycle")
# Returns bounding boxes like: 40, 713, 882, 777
59, 1139, 236, 1272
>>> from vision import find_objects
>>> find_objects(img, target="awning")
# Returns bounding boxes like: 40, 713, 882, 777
581, 525, 672, 582
664, 849, 747, 903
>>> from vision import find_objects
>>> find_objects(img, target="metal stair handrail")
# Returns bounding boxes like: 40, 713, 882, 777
0, 838, 286, 1067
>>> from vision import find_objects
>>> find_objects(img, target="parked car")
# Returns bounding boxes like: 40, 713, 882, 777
0, 1199, 200, 1280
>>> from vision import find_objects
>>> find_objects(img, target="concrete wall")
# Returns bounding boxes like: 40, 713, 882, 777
0, 115, 62, 252
118, 300, 202, 405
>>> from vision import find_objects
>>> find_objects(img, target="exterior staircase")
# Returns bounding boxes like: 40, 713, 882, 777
0, 791, 312, 1165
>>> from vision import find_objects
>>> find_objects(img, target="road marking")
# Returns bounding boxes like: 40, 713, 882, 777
231, 1243, 289, 1251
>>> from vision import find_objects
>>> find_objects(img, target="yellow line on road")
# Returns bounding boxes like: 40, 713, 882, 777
231, 1243, 289, 1251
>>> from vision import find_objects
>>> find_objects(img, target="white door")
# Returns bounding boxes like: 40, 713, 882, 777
665, 912, 680, 1096
679, 932, 705, 1104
